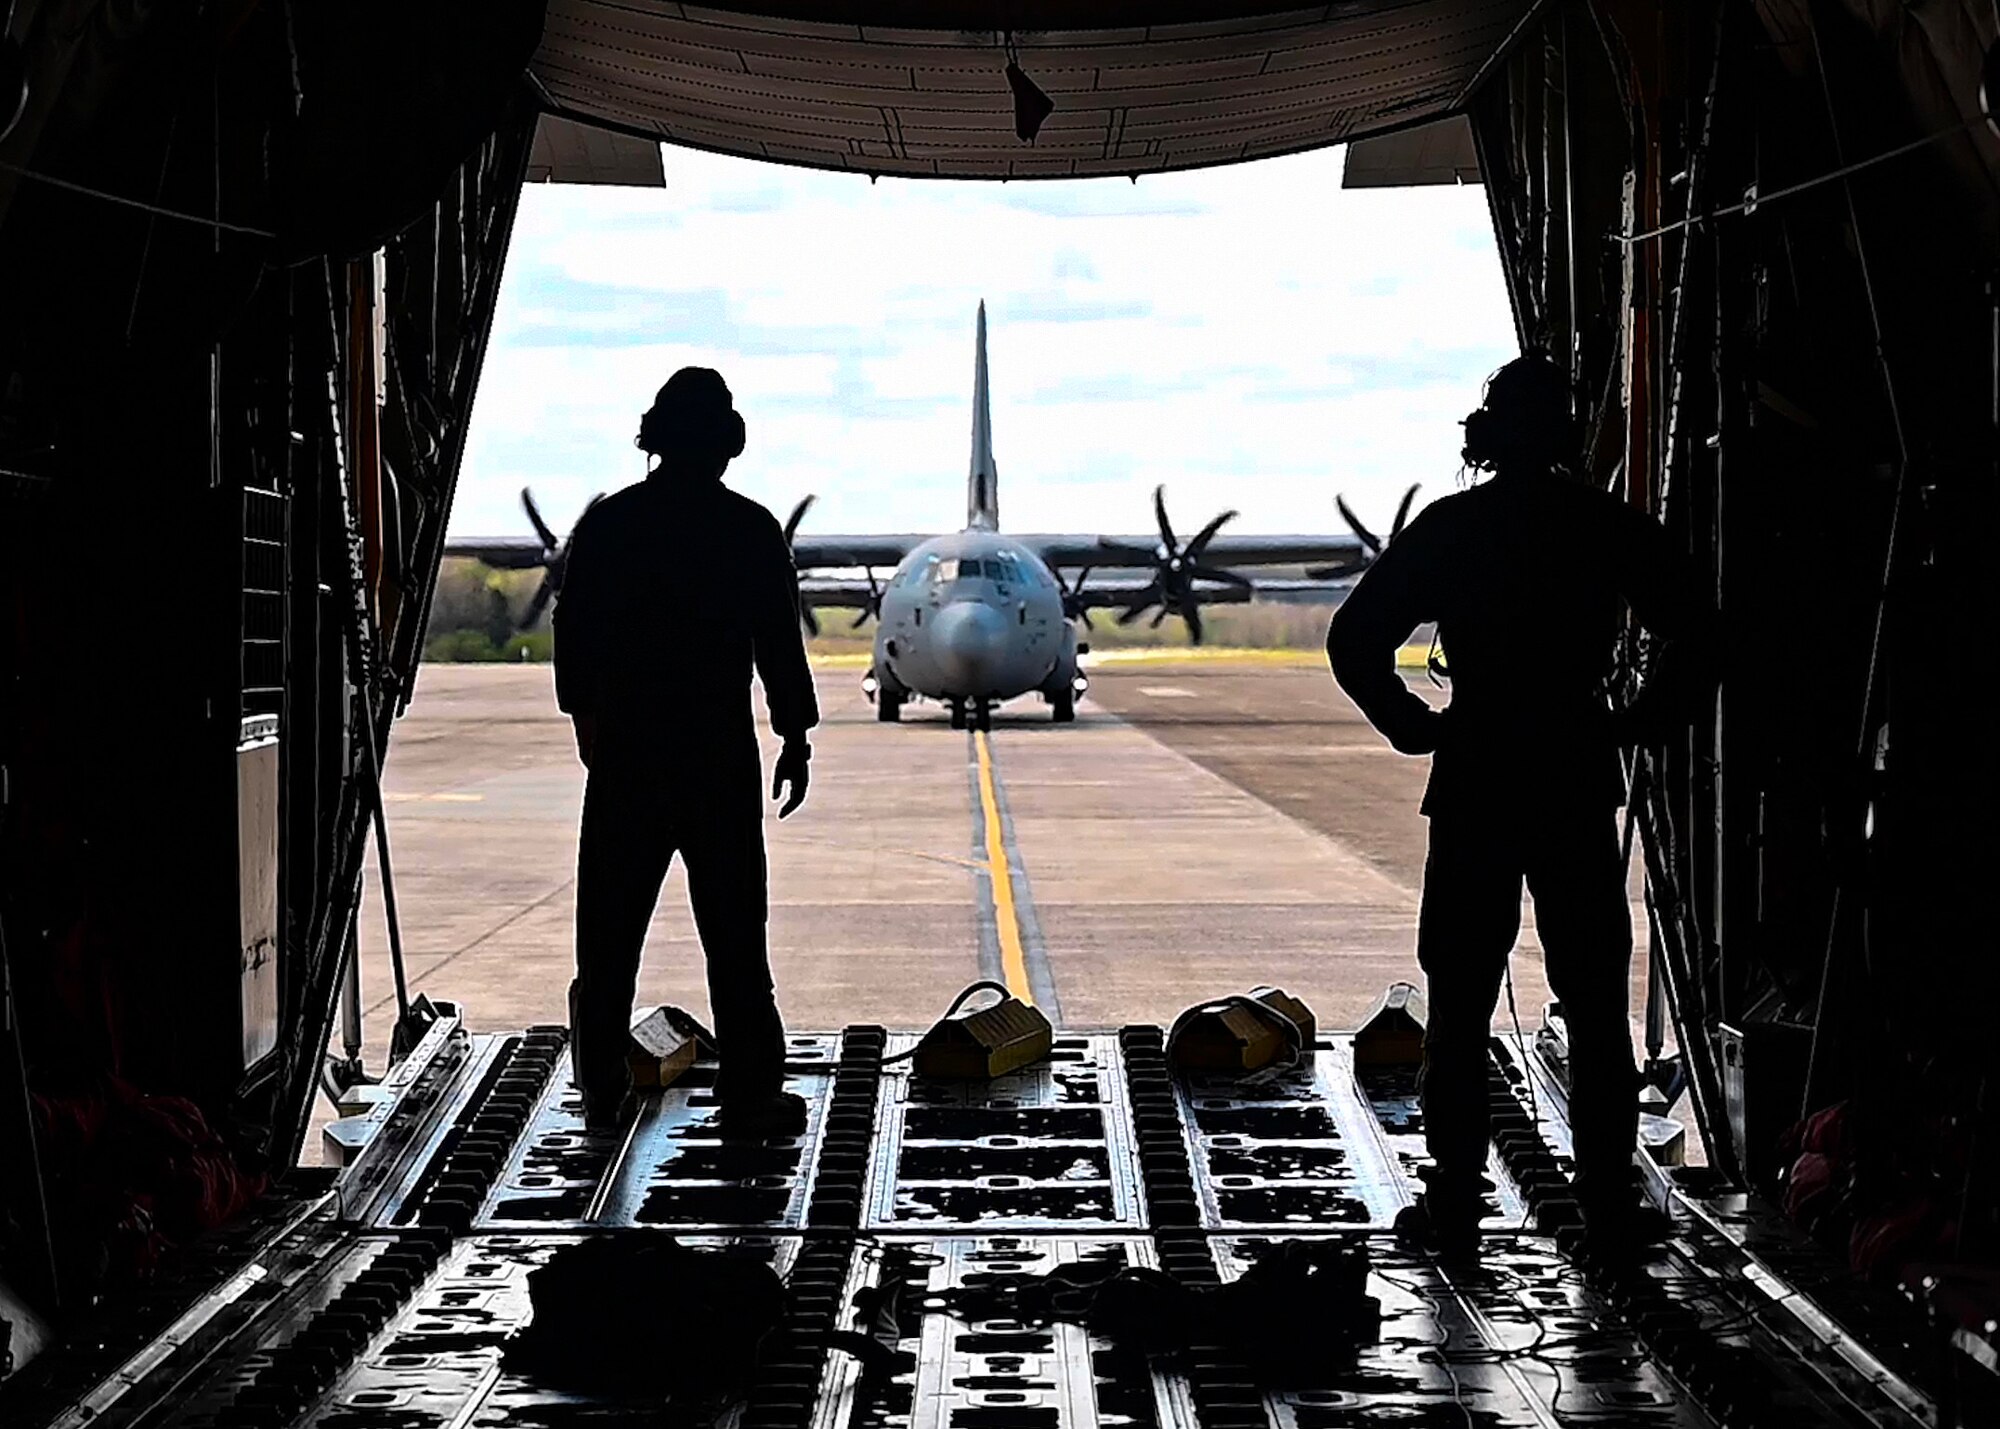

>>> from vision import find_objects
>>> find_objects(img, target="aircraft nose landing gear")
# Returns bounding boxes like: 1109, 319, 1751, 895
950, 699, 993, 731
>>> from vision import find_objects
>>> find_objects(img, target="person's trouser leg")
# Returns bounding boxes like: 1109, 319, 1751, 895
1524, 810, 1638, 1219
1416, 815, 1524, 1204
572, 769, 674, 1116
681, 799, 786, 1105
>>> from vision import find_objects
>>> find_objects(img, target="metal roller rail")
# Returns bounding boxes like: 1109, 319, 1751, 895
397, 1026, 566, 1234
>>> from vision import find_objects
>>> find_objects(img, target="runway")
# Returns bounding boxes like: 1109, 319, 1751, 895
345, 657, 1647, 1075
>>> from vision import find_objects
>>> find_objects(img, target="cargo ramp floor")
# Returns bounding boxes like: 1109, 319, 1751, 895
2, 1012, 1976, 1429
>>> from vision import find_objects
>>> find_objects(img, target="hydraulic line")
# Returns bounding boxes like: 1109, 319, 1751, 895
323, 324, 417, 1063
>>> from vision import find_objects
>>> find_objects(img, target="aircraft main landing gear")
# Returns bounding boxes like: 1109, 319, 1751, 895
877, 689, 902, 722
1051, 688, 1075, 723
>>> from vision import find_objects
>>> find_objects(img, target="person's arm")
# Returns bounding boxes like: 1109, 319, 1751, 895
552, 516, 601, 768
1326, 512, 1444, 755
752, 514, 820, 817
1611, 503, 1719, 745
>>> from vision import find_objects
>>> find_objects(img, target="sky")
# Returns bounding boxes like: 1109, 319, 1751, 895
449, 143, 1517, 545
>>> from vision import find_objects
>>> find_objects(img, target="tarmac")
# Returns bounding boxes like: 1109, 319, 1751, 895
344, 656, 1651, 1079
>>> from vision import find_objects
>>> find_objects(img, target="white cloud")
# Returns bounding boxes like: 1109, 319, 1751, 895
452, 144, 1516, 543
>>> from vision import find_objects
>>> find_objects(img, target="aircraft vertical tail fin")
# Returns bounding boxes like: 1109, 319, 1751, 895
967, 301, 999, 531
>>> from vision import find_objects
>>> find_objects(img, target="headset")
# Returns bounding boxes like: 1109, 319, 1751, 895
1460, 351, 1571, 474
635, 372, 747, 462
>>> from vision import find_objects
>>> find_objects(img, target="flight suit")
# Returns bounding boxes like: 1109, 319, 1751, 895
554, 474, 819, 1118
1328, 472, 1707, 1223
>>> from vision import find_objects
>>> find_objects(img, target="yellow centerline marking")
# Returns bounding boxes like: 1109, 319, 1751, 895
973, 729, 1034, 1005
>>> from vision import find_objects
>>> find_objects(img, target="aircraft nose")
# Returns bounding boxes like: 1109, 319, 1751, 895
930, 600, 1009, 694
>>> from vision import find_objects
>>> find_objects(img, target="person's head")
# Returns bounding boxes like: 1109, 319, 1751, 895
1460, 351, 1572, 476
635, 367, 746, 478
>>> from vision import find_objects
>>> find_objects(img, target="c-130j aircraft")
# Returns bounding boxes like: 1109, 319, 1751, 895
450, 304, 1414, 728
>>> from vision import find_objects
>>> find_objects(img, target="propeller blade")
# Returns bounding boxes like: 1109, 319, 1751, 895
1335, 494, 1383, 556
1150, 606, 1170, 629
523, 576, 556, 628
1060, 564, 1100, 626
801, 604, 821, 638
522, 488, 561, 554
1189, 562, 1254, 590
850, 568, 881, 630
1115, 588, 1159, 625
784, 494, 816, 550
1184, 604, 1205, 645
1185, 509, 1239, 561
1153, 485, 1179, 556
1390, 483, 1420, 540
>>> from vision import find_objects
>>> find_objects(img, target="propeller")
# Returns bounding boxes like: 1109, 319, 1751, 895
517, 487, 602, 629
1057, 566, 1097, 628
1099, 485, 1252, 645
1309, 483, 1420, 579
783, 495, 821, 638
850, 568, 883, 629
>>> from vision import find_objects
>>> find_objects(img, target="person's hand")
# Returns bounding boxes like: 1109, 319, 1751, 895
1386, 706, 1444, 756
572, 714, 598, 769
772, 739, 811, 818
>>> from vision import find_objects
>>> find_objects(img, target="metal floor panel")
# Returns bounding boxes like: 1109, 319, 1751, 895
462, 1036, 844, 1231
307, 1234, 794, 1429
1209, 1235, 1706, 1427
815, 1236, 1184, 1429
865, 1036, 1147, 1231
1179, 1049, 1530, 1231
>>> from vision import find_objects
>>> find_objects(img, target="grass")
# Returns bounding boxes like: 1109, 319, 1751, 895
422, 558, 1439, 667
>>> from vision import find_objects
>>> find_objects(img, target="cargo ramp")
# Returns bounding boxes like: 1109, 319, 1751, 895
0, 1008, 1980, 1429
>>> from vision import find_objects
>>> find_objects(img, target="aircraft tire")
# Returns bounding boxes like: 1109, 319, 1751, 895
1051, 689, 1075, 723
877, 690, 902, 723
950, 702, 968, 731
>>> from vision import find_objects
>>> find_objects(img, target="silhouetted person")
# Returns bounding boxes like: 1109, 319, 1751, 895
555, 368, 818, 1135
1328, 353, 1713, 1259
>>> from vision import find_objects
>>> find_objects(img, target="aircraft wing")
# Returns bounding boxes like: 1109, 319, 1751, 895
1021, 533, 1370, 573
441, 536, 554, 570
1068, 578, 1259, 609
789, 535, 924, 570
798, 577, 881, 609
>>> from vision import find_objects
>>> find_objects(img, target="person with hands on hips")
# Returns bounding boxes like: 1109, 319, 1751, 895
1327, 351, 1715, 1263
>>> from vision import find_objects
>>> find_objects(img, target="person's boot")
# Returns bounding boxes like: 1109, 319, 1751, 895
583, 1089, 637, 1135
1574, 1199, 1675, 1268
1394, 1166, 1491, 1259
716, 1089, 808, 1140
1393, 1194, 1483, 1259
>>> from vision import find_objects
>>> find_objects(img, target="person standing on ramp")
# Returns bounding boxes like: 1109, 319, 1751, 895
1327, 352, 1713, 1260
555, 367, 818, 1136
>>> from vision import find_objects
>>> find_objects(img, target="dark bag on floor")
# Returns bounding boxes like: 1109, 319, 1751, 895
505, 1235, 786, 1399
